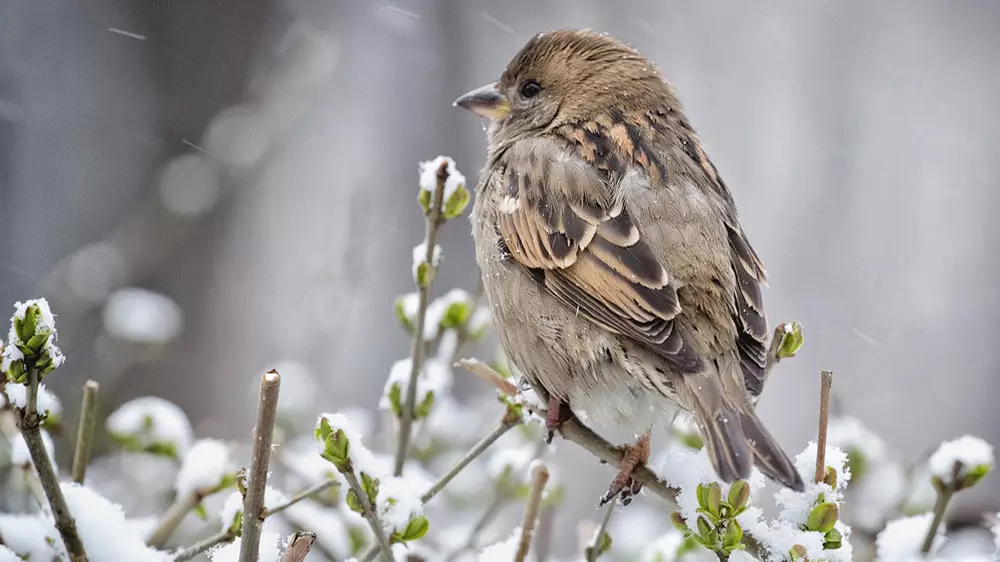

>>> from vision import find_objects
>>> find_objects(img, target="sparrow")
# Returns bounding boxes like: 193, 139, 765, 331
455, 29, 804, 503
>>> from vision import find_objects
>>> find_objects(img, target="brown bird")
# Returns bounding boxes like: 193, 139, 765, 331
455, 29, 804, 503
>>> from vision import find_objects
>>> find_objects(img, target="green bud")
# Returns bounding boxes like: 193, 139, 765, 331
704, 482, 722, 519
388, 383, 403, 417
695, 483, 708, 511
789, 544, 808, 561
595, 531, 612, 556
417, 189, 432, 214
399, 515, 430, 542
360, 471, 379, 505
696, 515, 712, 538
6, 359, 26, 383
824, 527, 843, 550
442, 184, 470, 219
415, 391, 435, 418
727, 480, 751, 511
806, 503, 839, 533
670, 511, 688, 532
346, 488, 364, 514
230, 511, 243, 536
415, 262, 431, 288
440, 301, 472, 330
960, 464, 991, 490
722, 520, 742, 550
823, 467, 838, 489
24, 333, 51, 354
317, 421, 352, 472
394, 297, 414, 333
777, 322, 804, 359
676, 431, 704, 450
193, 503, 208, 520
18, 304, 40, 343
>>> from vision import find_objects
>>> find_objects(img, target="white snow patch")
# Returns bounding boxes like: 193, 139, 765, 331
929, 435, 994, 482
418, 156, 465, 200
106, 396, 193, 456
175, 439, 233, 497
103, 287, 183, 344
876, 512, 943, 561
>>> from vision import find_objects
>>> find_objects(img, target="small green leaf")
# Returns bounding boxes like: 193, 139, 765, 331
670, 511, 688, 532
960, 464, 991, 490
823, 467, 838, 489
721, 520, 742, 550
5, 359, 26, 383
805, 502, 839, 533
193, 503, 208, 520
696, 515, 712, 538
230, 511, 243, 536
399, 514, 430, 542
415, 262, 431, 288
440, 301, 472, 330
317, 425, 352, 472
417, 189, 432, 214
360, 471, 380, 504
704, 482, 722, 520
824, 527, 843, 550
346, 488, 364, 514
727, 480, 750, 511
24, 332, 51, 354
442, 185, 470, 219
789, 544, 808, 561
19, 304, 40, 343
415, 391, 435, 419
695, 483, 708, 511
394, 297, 414, 333
388, 383, 403, 417
595, 530, 612, 556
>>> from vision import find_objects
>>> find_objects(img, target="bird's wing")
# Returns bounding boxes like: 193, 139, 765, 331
727, 224, 768, 395
494, 138, 702, 372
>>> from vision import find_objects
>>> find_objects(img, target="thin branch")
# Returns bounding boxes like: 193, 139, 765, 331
173, 529, 235, 561
262, 478, 339, 519
394, 159, 449, 477
17, 365, 88, 561
281, 531, 317, 562
815, 370, 833, 483
343, 470, 393, 562
585, 498, 616, 561
921, 461, 961, 554
146, 492, 200, 547
514, 462, 550, 562
361, 417, 522, 562
239, 370, 281, 562
71, 380, 100, 484
456, 358, 519, 396
421, 418, 521, 504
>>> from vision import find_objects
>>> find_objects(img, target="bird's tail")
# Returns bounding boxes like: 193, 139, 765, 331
676, 363, 804, 492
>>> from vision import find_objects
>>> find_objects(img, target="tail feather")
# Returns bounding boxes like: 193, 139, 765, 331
676, 362, 804, 492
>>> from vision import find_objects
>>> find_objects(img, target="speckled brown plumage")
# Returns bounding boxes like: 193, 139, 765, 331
457, 29, 803, 495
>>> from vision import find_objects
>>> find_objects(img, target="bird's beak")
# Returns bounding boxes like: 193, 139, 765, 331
453, 83, 509, 120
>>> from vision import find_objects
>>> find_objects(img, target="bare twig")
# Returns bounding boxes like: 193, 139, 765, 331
422, 418, 521, 504
146, 491, 200, 547
17, 365, 88, 560
585, 498, 617, 561
456, 358, 519, 396
394, 159, 449, 477
281, 531, 317, 562
514, 462, 550, 562
262, 478, 339, 519
173, 529, 235, 561
71, 380, 100, 484
239, 370, 281, 562
343, 470, 393, 562
815, 370, 833, 483
921, 461, 961, 554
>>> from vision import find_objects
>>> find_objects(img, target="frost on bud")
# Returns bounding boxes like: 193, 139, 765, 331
928, 435, 994, 491
316, 417, 352, 472
3, 299, 66, 382
776, 321, 804, 359
806, 502, 839, 533
417, 156, 467, 219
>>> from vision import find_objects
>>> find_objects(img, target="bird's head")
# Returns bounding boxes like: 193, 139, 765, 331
454, 29, 670, 147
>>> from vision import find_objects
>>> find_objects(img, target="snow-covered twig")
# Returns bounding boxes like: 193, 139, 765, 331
514, 461, 550, 562
18, 364, 89, 560
921, 462, 961, 554
815, 370, 833, 483
71, 380, 100, 484
394, 158, 450, 477
262, 478, 338, 519
280, 531, 316, 562
173, 529, 236, 561
239, 370, 281, 562
343, 470, 393, 562
584, 498, 616, 562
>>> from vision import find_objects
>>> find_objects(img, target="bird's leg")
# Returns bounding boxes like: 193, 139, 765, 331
600, 431, 651, 507
545, 396, 573, 444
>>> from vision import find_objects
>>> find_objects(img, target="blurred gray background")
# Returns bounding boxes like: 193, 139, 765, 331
3, 0, 999, 548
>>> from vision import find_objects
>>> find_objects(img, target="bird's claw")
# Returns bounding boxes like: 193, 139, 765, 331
544, 397, 572, 444
598, 433, 651, 508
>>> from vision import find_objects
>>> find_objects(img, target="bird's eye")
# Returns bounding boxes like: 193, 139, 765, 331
519, 80, 543, 99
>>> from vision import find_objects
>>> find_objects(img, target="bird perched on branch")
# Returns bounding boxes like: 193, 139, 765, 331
455, 29, 804, 504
